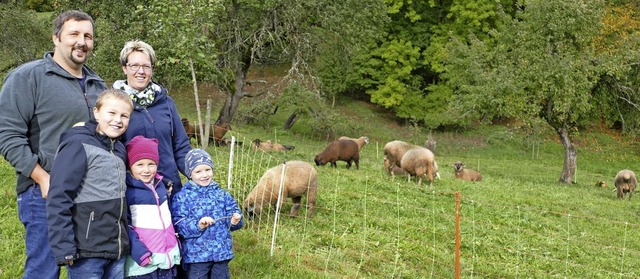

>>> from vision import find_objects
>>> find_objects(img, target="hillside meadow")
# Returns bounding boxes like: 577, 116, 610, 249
2, 84, 640, 278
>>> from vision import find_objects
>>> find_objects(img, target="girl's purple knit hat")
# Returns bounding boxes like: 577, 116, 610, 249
126, 135, 159, 168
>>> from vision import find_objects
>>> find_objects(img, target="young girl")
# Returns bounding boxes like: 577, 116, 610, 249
124, 135, 181, 278
47, 89, 133, 278
171, 149, 243, 279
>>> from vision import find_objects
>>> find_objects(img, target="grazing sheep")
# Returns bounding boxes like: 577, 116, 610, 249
213, 123, 231, 146
181, 118, 216, 145
314, 140, 360, 169
400, 147, 437, 186
181, 118, 197, 141
338, 136, 369, 151
383, 140, 416, 176
383, 155, 407, 176
243, 161, 318, 218
451, 161, 483, 182
614, 170, 637, 200
252, 139, 295, 151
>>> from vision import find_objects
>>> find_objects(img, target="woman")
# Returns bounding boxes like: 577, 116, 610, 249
114, 40, 191, 195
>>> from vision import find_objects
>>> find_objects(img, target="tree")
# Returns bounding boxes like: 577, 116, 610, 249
0, 4, 50, 76
133, 0, 386, 132
349, 0, 515, 127
591, 3, 640, 134
443, 0, 639, 184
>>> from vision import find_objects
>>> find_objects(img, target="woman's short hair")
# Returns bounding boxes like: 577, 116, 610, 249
119, 40, 156, 66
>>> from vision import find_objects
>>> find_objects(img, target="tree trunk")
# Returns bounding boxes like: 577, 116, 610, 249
216, 46, 252, 126
557, 127, 577, 184
283, 113, 299, 130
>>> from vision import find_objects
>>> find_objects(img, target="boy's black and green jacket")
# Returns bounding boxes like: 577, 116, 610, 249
46, 119, 130, 265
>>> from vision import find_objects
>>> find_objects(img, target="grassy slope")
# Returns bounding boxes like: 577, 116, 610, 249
2, 74, 640, 278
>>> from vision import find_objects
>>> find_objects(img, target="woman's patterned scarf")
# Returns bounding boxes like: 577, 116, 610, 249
113, 80, 161, 107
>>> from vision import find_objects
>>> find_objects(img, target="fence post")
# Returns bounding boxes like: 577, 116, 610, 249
270, 162, 287, 256
455, 192, 461, 279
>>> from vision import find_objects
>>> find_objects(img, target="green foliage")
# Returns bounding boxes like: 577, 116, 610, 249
350, 0, 514, 128
134, 0, 222, 87
444, 0, 610, 129
0, 5, 50, 76
25, 0, 54, 12
353, 39, 422, 108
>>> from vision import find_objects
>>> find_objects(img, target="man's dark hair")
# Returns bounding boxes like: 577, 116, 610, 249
53, 10, 94, 38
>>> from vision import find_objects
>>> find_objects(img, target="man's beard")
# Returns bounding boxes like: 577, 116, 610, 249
70, 45, 89, 65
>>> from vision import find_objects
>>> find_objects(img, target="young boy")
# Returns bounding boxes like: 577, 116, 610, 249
171, 149, 243, 279
46, 89, 133, 278
124, 135, 181, 278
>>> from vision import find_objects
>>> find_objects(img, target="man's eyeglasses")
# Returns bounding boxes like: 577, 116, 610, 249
126, 64, 153, 71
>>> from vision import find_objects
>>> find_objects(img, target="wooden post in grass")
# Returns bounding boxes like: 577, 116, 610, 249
455, 192, 461, 279
227, 136, 235, 190
203, 100, 211, 149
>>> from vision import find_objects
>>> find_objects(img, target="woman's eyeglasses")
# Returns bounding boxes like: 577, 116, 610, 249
126, 64, 153, 71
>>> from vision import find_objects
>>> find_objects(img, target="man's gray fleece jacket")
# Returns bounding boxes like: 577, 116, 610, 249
0, 52, 106, 195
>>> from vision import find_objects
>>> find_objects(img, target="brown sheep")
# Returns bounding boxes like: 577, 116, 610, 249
383, 155, 407, 176
614, 170, 637, 200
181, 118, 217, 145
243, 161, 318, 218
213, 123, 231, 146
383, 140, 417, 176
181, 118, 197, 141
314, 139, 360, 169
451, 161, 482, 182
338, 136, 369, 151
252, 139, 295, 151
400, 147, 437, 186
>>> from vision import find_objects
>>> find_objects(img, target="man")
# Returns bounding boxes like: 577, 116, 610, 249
0, 10, 106, 279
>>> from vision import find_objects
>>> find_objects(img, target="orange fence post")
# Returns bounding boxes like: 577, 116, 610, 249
455, 192, 461, 279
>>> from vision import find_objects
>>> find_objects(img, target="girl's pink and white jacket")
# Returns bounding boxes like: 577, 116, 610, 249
124, 173, 181, 277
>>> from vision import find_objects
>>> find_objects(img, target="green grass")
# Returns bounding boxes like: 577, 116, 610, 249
2, 85, 640, 278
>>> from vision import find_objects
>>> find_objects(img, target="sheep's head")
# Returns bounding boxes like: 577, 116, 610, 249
363, 137, 370, 145
383, 155, 390, 169
252, 139, 262, 147
452, 161, 465, 173
243, 196, 260, 219
314, 155, 325, 166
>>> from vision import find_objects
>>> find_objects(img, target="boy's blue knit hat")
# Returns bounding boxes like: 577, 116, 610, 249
185, 148, 214, 178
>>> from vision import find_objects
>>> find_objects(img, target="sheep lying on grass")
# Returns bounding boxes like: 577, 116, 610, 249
252, 139, 295, 151
338, 136, 369, 151
452, 161, 483, 182
314, 139, 360, 169
243, 161, 318, 218
400, 147, 437, 186
614, 169, 637, 200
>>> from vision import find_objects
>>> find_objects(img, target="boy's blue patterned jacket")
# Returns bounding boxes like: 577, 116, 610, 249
171, 180, 243, 263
